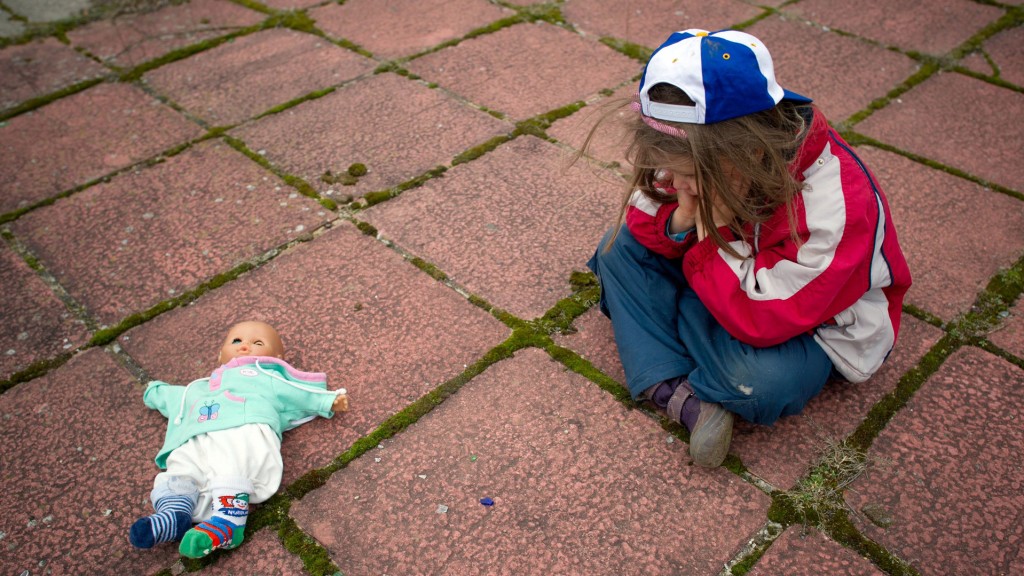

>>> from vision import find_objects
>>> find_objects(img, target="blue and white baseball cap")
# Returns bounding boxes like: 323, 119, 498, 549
638, 29, 811, 125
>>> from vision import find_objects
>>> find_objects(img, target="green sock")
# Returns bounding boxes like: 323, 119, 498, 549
179, 491, 249, 558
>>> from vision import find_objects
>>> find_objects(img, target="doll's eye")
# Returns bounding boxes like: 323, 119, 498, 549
254, 340, 264, 346
232, 338, 242, 344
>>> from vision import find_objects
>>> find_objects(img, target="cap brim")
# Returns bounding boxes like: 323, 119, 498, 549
782, 89, 812, 104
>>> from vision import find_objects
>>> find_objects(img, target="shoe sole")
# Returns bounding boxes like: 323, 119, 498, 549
689, 402, 734, 468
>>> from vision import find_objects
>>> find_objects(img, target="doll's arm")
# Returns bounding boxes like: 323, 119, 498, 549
143, 381, 185, 419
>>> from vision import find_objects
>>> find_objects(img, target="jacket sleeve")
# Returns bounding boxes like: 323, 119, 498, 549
277, 383, 338, 430
682, 149, 883, 347
624, 191, 695, 259
143, 381, 184, 420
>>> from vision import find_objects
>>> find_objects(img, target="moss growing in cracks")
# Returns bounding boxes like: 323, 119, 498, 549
363, 166, 447, 207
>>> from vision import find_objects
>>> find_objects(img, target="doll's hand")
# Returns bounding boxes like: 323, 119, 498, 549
331, 392, 349, 413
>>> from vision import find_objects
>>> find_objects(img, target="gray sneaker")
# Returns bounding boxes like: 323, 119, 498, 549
688, 400, 734, 468
666, 382, 734, 468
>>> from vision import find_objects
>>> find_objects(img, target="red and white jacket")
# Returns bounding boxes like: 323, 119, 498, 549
626, 108, 911, 382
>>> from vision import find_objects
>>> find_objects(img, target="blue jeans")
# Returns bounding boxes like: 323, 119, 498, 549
587, 225, 833, 425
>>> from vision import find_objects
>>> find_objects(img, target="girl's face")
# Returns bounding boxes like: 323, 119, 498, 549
654, 160, 698, 198
218, 321, 284, 364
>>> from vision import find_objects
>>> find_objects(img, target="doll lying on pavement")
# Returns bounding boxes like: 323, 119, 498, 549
129, 320, 348, 558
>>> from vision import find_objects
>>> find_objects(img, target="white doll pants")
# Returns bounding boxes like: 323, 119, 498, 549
153, 423, 283, 522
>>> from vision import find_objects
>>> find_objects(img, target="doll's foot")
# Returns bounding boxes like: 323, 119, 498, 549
129, 511, 192, 549
179, 516, 246, 558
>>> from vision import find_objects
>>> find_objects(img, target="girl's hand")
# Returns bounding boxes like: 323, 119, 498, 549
660, 169, 698, 235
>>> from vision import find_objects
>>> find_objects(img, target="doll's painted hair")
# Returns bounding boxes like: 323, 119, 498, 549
581, 83, 810, 257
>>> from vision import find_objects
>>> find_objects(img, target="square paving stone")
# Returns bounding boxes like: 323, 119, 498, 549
745, 16, 919, 123
11, 139, 331, 327
407, 21, 640, 121
144, 28, 375, 126
363, 135, 622, 319
554, 310, 943, 488
990, 297, 1024, 359
562, 0, 762, 50
292, 348, 770, 575
0, 349, 179, 575
0, 243, 89, 383
119, 223, 510, 486
67, 0, 265, 69
857, 72, 1024, 192
0, 37, 107, 114
310, 0, 512, 60
231, 72, 511, 199
749, 527, 884, 575
0, 82, 203, 216
548, 83, 634, 172
855, 146, 1024, 322
961, 26, 1024, 87
846, 347, 1024, 576
783, 0, 1002, 56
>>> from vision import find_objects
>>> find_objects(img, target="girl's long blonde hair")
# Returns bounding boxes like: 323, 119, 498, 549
582, 83, 811, 258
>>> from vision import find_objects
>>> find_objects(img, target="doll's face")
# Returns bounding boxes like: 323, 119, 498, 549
218, 321, 284, 365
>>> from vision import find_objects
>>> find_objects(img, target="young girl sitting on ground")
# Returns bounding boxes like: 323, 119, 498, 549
585, 29, 911, 468
129, 320, 348, 558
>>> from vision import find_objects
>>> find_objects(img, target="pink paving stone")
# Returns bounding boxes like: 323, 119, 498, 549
990, 297, 1024, 358
855, 146, 1024, 322
749, 527, 884, 576
0, 37, 107, 113
0, 243, 89, 382
0, 82, 203, 215
745, 16, 920, 123
0, 349, 179, 575
144, 28, 375, 126
310, 0, 513, 60
783, 0, 1002, 56
548, 83, 633, 171
562, 0, 762, 49
554, 310, 943, 488
10, 139, 331, 327
292, 348, 770, 575
231, 72, 511, 199
203, 529, 308, 575
118, 223, 510, 486
363, 135, 622, 319
406, 21, 640, 121
846, 347, 1024, 576
961, 26, 1024, 87
66, 0, 265, 69
858, 72, 1024, 192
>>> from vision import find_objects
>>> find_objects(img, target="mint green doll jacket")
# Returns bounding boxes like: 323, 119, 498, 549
144, 356, 339, 468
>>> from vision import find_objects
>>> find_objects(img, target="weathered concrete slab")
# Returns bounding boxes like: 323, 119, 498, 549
0, 37, 107, 114
846, 347, 1024, 576
11, 139, 331, 327
407, 21, 639, 121
750, 527, 884, 575
67, 0, 264, 69
0, 82, 203, 215
363, 136, 621, 319
231, 72, 511, 199
310, 0, 512, 60
0, 243, 90, 383
293, 348, 771, 575
0, 348, 178, 575
144, 27, 374, 126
